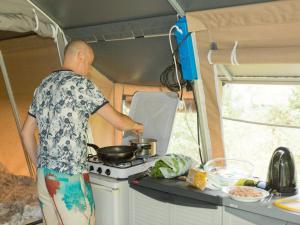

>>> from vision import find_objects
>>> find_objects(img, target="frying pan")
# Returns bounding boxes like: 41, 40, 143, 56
87, 143, 138, 163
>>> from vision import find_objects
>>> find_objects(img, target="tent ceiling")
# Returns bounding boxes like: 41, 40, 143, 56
0, 0, 49, 22
30, 0, 275, 29
30, 0, 177, 29
90, 36, 174, 85
178, 0, 274, 12
0, 0, 275, 85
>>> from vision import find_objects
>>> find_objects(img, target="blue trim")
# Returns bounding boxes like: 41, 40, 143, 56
91, 101, 109, 114
28, 112, 36, 118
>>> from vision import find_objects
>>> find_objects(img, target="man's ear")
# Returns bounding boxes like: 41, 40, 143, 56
77, 51, 85, 62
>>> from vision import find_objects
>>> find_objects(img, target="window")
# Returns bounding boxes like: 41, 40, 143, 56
222, 84, 300, 182
167, 99, 201, 162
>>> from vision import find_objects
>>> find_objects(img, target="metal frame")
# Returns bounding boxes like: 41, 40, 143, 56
218, 64, 233, 81
27, 0, 67, 64
167, 0, 185, 17
0, 51, 35, 177
56, 30, 67, 64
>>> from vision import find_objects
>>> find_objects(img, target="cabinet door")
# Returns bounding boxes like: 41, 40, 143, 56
171, 204, 222, 225
223, 207, 286, 225
129, 188, 170, 225
92, 184, 119, 225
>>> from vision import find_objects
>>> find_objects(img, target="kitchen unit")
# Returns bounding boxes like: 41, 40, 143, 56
129, 175, 300, 225
90, 174, 130, 225
129, 188, 222, 225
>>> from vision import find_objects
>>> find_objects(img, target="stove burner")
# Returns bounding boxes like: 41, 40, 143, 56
87, 154, 151, 168
87, 154, 101, 163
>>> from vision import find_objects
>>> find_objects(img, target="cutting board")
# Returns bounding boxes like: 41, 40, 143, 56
273, 195, 300, 213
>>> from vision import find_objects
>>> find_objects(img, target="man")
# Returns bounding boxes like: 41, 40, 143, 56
21, 41, 143, 225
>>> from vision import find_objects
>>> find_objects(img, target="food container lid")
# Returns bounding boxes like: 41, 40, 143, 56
204, 158, 254, 186
122, 92, 178, 155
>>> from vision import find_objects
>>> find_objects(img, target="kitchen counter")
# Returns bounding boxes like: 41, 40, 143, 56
128, 174, 300, 225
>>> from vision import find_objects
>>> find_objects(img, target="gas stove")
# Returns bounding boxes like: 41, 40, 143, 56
87, 92, 178, 180
87, 154, 158, 179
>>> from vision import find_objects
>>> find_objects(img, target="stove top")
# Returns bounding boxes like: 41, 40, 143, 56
87, 154, 158, 179
87, 154, 149, 168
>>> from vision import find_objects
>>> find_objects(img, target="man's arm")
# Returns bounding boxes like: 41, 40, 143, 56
96, 103, 144, 134
21, 115, 38, 166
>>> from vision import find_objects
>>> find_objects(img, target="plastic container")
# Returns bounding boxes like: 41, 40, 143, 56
204, 158, 254, 187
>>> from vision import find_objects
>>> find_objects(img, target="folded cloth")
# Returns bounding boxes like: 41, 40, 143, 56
150, 154, 193, 178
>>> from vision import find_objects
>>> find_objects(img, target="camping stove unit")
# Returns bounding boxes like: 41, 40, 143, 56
87, 154, 157, 179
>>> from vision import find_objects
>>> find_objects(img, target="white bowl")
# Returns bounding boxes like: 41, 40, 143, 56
222, 186, 270, 202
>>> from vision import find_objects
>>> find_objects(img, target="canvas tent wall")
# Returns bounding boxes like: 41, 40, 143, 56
0, 36, 60, 176
184, 0, 300, 158
0, 35, 117, 176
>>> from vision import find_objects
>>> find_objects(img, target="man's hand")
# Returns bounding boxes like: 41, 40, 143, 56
132, 122, 144, 135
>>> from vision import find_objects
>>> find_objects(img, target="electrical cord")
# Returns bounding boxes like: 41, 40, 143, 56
191, 82, 204, 164
168, 25, 183, 100
160, 30, 191, 99
160, 63, 186, 99
162, 25, 204, 165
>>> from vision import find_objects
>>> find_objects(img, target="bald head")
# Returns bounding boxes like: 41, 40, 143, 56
62, 40, 94, 75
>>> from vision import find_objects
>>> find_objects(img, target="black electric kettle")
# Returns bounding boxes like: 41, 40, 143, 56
267, 147, 297, 195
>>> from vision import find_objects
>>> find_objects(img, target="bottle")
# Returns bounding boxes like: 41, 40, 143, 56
256, 181, 269, 190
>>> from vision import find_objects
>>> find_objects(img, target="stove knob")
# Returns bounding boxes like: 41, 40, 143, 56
105, 169, 111, 176
97, 167, 102, 174
89, 166, 94, 171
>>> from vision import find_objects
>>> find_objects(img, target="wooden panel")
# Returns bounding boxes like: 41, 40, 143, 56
87, 67, 115, 146
114, 83, 124, 144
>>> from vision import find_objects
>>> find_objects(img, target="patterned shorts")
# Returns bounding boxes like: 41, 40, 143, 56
37, 168, 95, 225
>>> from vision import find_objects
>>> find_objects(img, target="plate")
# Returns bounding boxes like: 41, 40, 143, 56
222, 186, 270, 202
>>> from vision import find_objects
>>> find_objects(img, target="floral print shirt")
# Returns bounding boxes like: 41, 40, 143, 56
29, 70, 108, 175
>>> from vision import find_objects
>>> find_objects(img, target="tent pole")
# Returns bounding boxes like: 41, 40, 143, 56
26, 0, 67, 65
167, 0, 185, 17
191, 33, 212, 163
0, 51, 35, 178
55, 31, 66, 65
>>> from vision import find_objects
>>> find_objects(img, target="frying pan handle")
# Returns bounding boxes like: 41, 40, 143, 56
87, 143, 99, 150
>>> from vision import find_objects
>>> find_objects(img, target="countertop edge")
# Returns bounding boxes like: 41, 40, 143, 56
128, 174, 300, 225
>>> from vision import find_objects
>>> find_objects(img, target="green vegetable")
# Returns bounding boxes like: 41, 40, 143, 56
149, 154, 193, 178
150, 160, 171, 178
